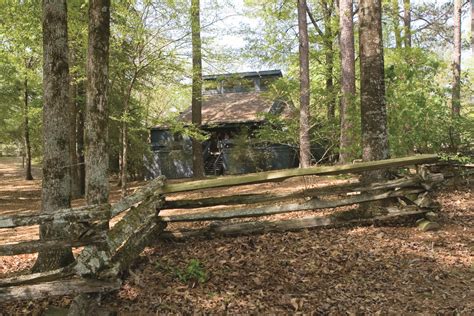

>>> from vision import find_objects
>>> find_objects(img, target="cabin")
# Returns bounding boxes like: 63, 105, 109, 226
147, 70, 298, 179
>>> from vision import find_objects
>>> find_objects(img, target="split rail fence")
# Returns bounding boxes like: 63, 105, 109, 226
0, 154, 449, 304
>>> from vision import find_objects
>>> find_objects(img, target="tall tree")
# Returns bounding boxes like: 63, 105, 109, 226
297, 0, 311, 168
403, 0, 411, 47
85, 0, 110, 205
391, 0, 402, 48
191, 0, 205, 178
359, 0, 389, 178
339, 0, 356, 164
306, 1, 337, 120
451, 0, 462, 117
32, 0, 74, 272
322, 0, 336, 120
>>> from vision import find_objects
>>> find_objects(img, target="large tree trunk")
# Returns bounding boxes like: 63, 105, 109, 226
359, 0, 390, 181
392, 0, 402, 48
451, 0, 461, 117
191, 0, 205, 179
297, 0, 311, 168
32, 0, 74, 272
85, 0, 110, 206
338, 0, 356, 164
403, 0, 411, 47
23, 75, 33, 181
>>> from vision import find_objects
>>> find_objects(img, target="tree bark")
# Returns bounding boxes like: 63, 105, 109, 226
359, 0, 390, 181
191, 0, 205, 179
297, 0, 311, 168
451, 0, 461, 117
85, 0, 110, 206
338, 0, 356, 164
392, 0, 402, 48
403, 0, 411, 47
33, 0, 74, 272
23, 74, 33, 180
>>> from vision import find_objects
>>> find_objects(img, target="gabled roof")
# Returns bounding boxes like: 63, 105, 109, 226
177, 92, 290, 126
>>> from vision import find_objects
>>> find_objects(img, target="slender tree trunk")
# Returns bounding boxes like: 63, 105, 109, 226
121, 77, 136, 197
323, 1, 336, 120
403, 0, 411, 47
297, 0, 311, 168
23, 76, 33, 181
68, 54, 80, 198
32, 0, 74, 272
76, 85, 85, 196
191, 0, 205, 179
325, 51, 335, 121
359, 0, 389, 181
85, 0, 110, 205
392, 0, 402, 48
451, 0, 462, 117
471, 0, 473, 53
339, 0, 356, 164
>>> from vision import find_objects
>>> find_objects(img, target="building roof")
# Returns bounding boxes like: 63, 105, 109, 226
178, 92, 283, 126
203, 69, 282, 81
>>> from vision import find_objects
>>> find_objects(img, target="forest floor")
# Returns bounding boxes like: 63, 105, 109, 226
0, 157, 472, 314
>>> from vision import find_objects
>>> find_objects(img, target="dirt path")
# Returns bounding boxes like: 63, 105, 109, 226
0, 157, 472, 314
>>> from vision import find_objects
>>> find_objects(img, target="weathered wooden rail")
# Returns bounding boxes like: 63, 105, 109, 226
157, 155, 444, 239
1, 154, 449, 308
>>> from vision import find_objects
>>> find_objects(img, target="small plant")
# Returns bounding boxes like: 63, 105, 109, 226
175, 259, 208, 284
155, 259, 208, 285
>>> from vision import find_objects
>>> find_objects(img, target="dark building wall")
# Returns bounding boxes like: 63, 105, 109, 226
146, 128, 297, 179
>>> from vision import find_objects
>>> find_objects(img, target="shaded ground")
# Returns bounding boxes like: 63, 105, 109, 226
0, 157, 472, 314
